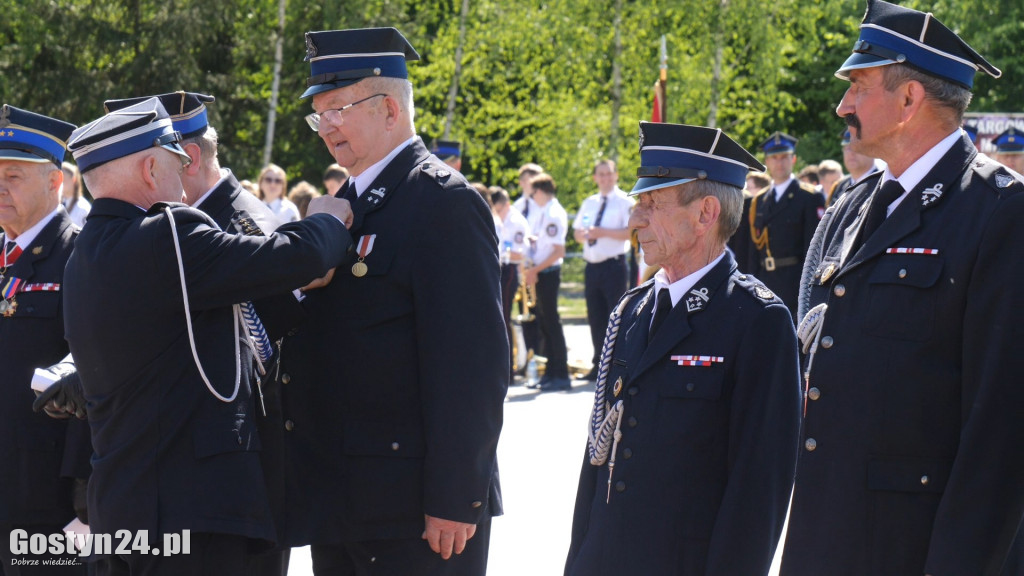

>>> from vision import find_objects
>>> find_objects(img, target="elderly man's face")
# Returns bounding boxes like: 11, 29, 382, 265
628, 186, 700, 271
836, 67, 903, 159
0, 160, 60, 237
312, 83, 389, 177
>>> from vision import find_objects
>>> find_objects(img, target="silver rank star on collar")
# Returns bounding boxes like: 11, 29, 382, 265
686, 287, 710, 312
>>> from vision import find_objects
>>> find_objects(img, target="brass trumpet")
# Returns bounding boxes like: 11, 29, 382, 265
513, 259, 536, 324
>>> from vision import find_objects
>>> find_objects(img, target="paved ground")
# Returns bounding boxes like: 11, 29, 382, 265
287, 323, 788, 575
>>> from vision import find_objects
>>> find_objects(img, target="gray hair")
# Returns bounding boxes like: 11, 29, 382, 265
676, 179, 743, 245
360, 76, 415, 126
882, 64, 972, 123
183, 125, 219, 166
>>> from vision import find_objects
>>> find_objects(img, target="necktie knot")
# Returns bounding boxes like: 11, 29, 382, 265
649, 288, 672, 339
3, 242, 21, 267
860, 179, 905, 242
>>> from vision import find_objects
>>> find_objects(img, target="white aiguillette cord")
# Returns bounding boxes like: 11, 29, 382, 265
164, 207, 266, 403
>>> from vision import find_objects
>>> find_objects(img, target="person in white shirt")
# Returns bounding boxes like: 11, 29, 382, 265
492, 186, 531, 376
258, 163, 300, 225
512, 162, 543, 224
523, 173, 570, 391
572, 159, 634, 380
60, 161, 90, 227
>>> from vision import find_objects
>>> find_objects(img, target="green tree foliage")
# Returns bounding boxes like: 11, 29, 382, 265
1, 0, 1019, 211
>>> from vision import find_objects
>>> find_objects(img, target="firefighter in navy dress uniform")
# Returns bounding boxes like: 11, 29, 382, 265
743, 132, 824, 318
780, 1, 1024, 574
60, 98, 354, 575
103, 90, 305, 576
565, 121, 801, 576
276, 27, 508, 575
0, 105, 91, 575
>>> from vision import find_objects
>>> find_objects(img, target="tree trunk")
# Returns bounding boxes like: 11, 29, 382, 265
444, 0, 471, 139
609, 0, 623, 160
706, 0, 727, 129
263, 0, 287, 167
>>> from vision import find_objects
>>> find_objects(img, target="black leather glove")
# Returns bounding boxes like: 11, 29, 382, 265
32, 363, 87, 419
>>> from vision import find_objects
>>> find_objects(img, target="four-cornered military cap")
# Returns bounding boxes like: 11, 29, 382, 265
631, 121, 766, 195
104, 92, 215, 139
837, 0, 1001, 89
431, 139, 461, 160
301, 27, 421, 99
760, 132, 798, 157
994, 127, 1024, 154
841, 129, 852, 147
68, 97, 192, 173
0, 105, 76, 167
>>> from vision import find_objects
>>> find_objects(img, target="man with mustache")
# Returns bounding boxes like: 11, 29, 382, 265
781, 1, 1024, 574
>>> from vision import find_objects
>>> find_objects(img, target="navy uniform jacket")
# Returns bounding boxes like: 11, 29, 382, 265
781, 136, 1024, 575
63, 198, 351, 545
277, 138, 508, 545
565, 252, 801, 576
744, 180, 824, 317
195, 169, 308, 547
0, 210, 91, 527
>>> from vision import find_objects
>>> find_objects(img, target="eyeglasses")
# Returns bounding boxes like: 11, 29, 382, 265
262, 177, 283, 184
305, 93, 387, 132
153, 131, 192, 168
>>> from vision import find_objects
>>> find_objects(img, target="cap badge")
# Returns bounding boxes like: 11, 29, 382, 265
921, 183, 943, 206
0, 107, 9, 129
304, 34, 318, 59
686, 287, 710, 313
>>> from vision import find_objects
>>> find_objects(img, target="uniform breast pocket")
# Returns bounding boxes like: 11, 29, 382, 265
659, 370, 725, 401
9, 290, 60, 318
348, 240, 396, 279
658, 369, 726, 448
863, 255, 943, 341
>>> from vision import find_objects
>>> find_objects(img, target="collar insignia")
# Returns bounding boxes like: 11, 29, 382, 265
921, 183, 943, 206
996, 173, 1015, 189
685, 287, 710, 313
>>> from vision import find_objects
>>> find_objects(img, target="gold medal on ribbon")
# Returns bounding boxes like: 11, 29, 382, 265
0, 298, 14, 317
352, 234, 376, 278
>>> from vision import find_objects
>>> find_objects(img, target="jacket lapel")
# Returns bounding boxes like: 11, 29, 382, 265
349, 139, 430, 232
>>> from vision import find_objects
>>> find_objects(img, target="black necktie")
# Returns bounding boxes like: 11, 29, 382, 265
588, 195, 608, 246
338, 179, 356, 201
649, 288, 672, 339
860, 179, 904, 243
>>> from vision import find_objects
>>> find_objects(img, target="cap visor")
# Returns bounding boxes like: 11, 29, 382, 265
0, 148, 52, 163
160, 142, 192, 163
835, 52, 894, 80
300, 79, 361, 100
629, 177, 695, 196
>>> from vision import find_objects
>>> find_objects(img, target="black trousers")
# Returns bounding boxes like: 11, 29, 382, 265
499, 264, 519, 371
534, 267, 568, 378
584, 255, 629, 366
310, 517, 492, 576
96, 532, 248, 576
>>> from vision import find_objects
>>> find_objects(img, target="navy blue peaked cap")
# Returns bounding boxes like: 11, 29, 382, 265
431, 140, 461, 159
301, 27, 420, 99
761, 132, 798, 156
68, 98, 191, 173
837, 0, 1000, 89
0, 105, 76, 166
104, 92, 215, 139
631, 122, 765, 195
994, 127, 1024, 154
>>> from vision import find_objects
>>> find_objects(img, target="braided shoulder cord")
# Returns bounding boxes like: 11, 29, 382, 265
587, 294, 633, 466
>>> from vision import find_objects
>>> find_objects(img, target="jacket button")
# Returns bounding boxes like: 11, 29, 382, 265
615, 481, 625, 493
622, 448, 633, 459
820, 336, 833, 349
920, 475, 929, 485
391, 442, 400, 451
471, 501, 482, 509
686, 382, 695, 392
281, 373, 291, 384
627, 416, 637, 428
284, 420, 295, 431
808, 387, 821, 401
833, 284, 846, 297
805, 438, 817, 451
898, 268, 908, 279
627, 386, 638, 396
